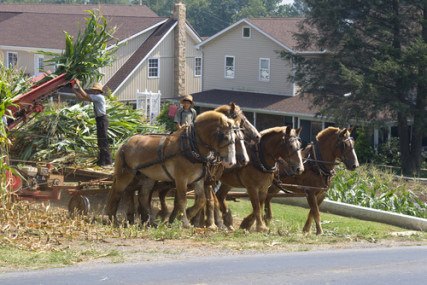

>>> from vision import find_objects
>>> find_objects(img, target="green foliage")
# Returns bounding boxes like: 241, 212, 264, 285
0, 62, 33, 204
38, 10, 121, 87
9, 97, 164, 165
0, 61, 32, 105
354, 126, 374, 163
328, 165, 427, 218
373, 137, 401, 167
286, 0, 427, 175
156, 102, 177, 132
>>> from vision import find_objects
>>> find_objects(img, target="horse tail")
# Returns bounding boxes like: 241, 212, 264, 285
114, 142, 128, 176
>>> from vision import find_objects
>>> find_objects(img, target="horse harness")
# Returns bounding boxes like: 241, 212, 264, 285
122, 124, 223, 184
304, 133, 354, 187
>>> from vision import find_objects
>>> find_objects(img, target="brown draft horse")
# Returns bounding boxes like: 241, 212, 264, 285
105, 111, 238, 228
152, 103, 261, 229
216, 126, 304, 232
264, 126, 359, 235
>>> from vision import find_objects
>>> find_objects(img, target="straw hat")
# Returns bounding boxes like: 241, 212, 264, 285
89, 82, 104, 94
180, 94, 194, 106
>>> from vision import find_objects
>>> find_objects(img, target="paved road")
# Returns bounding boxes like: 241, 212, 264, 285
1, 246, 426, 285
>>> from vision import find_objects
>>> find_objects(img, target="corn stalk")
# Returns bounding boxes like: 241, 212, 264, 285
39, 10, 121, 87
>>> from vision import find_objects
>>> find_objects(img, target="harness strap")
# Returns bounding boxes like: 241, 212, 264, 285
134, 135, 177, 172
158, 135, 174, 181
307, 141, 336, 178
251, 143, 276, 173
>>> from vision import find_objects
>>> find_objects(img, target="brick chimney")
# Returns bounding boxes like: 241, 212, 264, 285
173, 2, 186, 98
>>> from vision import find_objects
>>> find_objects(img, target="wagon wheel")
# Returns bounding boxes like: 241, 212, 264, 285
68, 195, 90, 216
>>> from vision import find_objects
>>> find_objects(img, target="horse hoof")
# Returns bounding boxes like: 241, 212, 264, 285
207, 224, 218, 231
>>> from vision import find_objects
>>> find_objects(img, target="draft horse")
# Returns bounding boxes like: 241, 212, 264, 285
264, 126, 359, 235
105, 111, 238, 228
216, 126, 304, 232
154, 102, 261, 228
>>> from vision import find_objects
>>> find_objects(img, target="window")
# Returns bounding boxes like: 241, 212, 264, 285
259, 58, 270, 81
7, 52, 18, 68
194, 57, 202, 77
34, 54, 44, 76
225, 56, 235, 79
242, 26, 251, 38
148, 58, 159, 78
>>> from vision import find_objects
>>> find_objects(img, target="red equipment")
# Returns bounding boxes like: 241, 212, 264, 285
6, 73, 69, 131
5, 73, 71, 201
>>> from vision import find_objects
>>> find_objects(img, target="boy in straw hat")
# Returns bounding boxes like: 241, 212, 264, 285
70, 79, 112, 167
174, 94, 197, 129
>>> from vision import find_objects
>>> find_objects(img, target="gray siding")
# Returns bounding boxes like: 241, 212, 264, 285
114, 28, 201, 101
202, 22, 293, 96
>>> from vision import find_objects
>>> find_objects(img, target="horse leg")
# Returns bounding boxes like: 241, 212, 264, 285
303, 191, 322, 234
213, 192, 225, 229
124, 188, 136, 224
105, 170, 135, 223
311, 191, 327, 235
137, 178, 156, 227
169, 179, 190, 228
154, 182, 172, 222
241, 186, 267, 232
204, 184, 218, 230
186, 180, 207, 223
216, 183, 234, 230
264, 185, 280, 224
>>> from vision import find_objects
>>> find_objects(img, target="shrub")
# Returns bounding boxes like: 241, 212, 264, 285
354, 126, 374, 163
156, 102, 177, 132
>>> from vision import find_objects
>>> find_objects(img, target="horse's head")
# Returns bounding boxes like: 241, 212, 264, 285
194, 111, 237, 168
336, 126, 359, 171
234, 126, 250, 166
215, 102, 261, 144
260, 126, 304, 175
281, 126, 304, 175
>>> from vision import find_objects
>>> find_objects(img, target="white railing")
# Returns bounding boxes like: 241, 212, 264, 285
136, 89, 161, 122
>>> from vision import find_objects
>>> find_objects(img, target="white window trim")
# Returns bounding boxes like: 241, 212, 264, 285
148, 58, 160, 78
194, 57, 202, 77
225, 55, 235, 79
259, 58, 270, 82
242, 26, 251, 39
34, 54, 44, 76
6, 51, 18, 68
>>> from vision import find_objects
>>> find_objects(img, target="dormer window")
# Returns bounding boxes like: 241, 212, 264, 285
242, 26, 251, 39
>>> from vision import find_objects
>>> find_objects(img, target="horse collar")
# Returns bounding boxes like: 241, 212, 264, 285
308, 141, 337, 177
181, 125, 215, 164
252, 142, 276, 173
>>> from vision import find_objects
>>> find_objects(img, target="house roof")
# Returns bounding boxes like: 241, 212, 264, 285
105, 18, 177, 94
197, 17, 322, 54
0, 4, 166, 50
187, 89, 320, 118
0, 4, 158, 17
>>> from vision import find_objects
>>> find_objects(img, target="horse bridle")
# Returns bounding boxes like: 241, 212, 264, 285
193, 122, 237, 155
338, 135, 355, 167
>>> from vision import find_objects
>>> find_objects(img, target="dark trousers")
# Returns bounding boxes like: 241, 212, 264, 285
95, 115, 112, 166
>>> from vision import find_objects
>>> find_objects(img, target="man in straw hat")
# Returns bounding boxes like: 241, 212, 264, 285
70, 79, 112, 167
174, 94, 197, 129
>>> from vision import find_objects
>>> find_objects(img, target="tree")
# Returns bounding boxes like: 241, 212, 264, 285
285, 0, 426, 175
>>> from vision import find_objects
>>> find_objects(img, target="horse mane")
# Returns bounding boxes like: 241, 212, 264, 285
195, 110, 225, 123
261, 126, 297, 137
214, 102, 241, 114
315, 127, 340, 141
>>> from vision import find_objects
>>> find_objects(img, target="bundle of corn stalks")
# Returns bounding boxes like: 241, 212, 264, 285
0, 61, 32, 106
9, 97, 164, 166
39, 10, 121, 87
